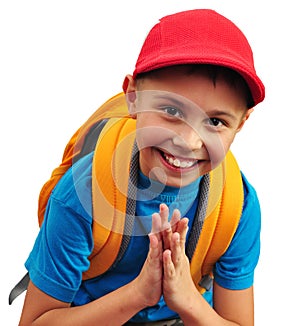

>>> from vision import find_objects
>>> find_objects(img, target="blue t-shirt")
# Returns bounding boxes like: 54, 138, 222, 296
25, 152, 260, 322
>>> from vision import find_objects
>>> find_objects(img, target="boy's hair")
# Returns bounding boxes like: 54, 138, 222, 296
123, 9, 265, 108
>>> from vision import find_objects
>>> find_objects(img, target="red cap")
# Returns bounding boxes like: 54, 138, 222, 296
130, 9, 265, 107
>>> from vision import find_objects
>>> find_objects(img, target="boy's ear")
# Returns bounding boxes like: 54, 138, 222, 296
123, 74, 137, 118
237, 108, 254, 132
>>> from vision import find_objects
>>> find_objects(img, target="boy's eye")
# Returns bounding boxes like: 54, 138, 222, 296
206, 118, 224, 128
162, 106, 183, 118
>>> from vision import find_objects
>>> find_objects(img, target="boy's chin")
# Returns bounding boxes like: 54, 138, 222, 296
149, 169, 204, 188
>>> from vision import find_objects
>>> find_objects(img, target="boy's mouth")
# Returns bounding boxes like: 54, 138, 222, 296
160, 150, 198, 169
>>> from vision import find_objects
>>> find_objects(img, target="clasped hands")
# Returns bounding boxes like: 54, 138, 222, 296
136, 203, 197, 312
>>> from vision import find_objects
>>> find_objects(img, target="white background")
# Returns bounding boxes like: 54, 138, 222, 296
1, 1, 299, 325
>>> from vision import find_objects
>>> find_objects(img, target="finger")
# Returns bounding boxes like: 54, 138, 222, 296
149, 232, 159, 249
170, 208, 181, 232
176, 217, 189, 235
163, 249, 175, 278
170, 232, 181, 267
159, 204, 172, 250
159, 203, 169, 231
162, 222, 172, 251
148, 233, 162, 263
146, 234, 163, 291
176, 218, 189, 250
151, 212, 162, 236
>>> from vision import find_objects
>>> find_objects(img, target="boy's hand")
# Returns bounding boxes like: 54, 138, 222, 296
162, 228, 198, 312
135, 212, 163, 307
154, 204, 198, 312
139, 203, 197, 311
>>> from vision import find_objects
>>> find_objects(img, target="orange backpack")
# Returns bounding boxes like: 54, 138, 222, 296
9, 92, 243, 303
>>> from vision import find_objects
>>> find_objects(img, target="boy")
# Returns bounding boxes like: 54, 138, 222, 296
19, 9, 265, 325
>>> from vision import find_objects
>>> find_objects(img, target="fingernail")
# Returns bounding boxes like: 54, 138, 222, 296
160, 203, 167, 210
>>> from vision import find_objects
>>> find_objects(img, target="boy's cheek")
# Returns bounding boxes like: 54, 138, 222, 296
135, 125, 175, 150
199, 129, 237, 170
205, 142, 227, 169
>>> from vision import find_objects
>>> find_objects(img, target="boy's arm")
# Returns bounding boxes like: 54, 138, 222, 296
162, 228, 254, 326
167, 277, 254, 325
19, 232, 163, 326
213, 283, 254, 325
19, 280, 145, 326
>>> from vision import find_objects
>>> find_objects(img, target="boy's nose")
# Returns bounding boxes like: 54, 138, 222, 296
172, 127, 203, 153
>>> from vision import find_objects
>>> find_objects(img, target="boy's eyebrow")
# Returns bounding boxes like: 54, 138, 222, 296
203, 109, 237, 121
153, 94, 186, 107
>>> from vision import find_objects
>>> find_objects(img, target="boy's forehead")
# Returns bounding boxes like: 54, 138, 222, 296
137, 89, 198, 108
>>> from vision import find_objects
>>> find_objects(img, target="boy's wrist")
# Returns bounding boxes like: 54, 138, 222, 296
172, 288, 203, 321
130, 276, 160, 309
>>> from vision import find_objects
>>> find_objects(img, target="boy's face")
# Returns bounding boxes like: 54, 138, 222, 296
126, 67, 252, 187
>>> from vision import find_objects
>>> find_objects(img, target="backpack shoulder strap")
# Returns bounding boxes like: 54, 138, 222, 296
83, 116, 136, 280
190, 150, 244, 293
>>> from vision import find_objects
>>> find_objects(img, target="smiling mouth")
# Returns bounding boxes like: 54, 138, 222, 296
160, 150, 199, 169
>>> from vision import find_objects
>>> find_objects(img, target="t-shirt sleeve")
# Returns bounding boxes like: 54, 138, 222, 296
213, 173, 261, 290
25, 153, 94, 303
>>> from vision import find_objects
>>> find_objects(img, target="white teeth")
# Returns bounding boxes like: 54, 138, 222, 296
164, 154, 195, 168
173, 158, 180, 167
